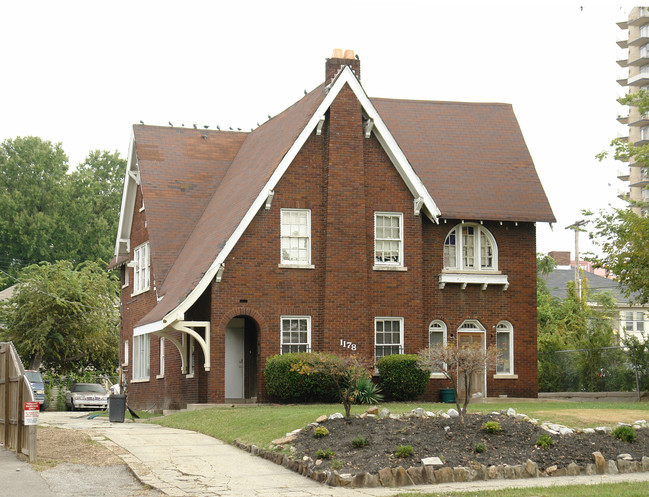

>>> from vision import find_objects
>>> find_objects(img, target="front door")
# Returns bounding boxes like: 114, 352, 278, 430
457, 332, 485, 400
225, 318, 245, 399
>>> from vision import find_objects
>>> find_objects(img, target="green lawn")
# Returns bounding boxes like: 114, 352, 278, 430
149, 400, 649, 447
397, 481, 649, 497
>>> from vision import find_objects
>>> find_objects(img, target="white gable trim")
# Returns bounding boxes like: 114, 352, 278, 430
139, 66, 441, 334
114, 130, 139, 259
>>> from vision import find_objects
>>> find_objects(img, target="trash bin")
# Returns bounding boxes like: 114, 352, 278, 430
108, 394, 126, 423
440, 388, 455, 403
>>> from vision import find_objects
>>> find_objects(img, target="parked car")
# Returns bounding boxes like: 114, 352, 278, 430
25, 370, 47, 411
65, 383, 109, 411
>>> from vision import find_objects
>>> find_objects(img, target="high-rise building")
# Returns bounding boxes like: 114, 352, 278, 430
617, 7, 649, 214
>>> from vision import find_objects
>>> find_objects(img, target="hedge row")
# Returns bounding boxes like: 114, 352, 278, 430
376, 354, 429, 401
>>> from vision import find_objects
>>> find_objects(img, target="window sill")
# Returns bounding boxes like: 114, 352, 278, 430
130, 378, 149, 383
185, 374, 195, 379
121, 284, 129, 289
131, 288, 150, 297
373, 265, 407, 271
493, 373, 518, 380
278, 263, 315, 269
438, 273, 509, 290
156, 374, 164, 380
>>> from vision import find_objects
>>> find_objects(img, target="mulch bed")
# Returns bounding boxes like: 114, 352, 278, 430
289, 412, 649, 474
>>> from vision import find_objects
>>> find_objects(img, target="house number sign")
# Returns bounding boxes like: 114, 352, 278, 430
339, 339, 357, 351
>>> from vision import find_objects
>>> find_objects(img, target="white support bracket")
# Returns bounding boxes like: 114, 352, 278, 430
364, 118, 374, 138
315, 115, 326, 136
215, 263, 225, 283
265, 190, 275, 210
171, 321, 211, 372
155, 331, 186, 374
414, 197, 424, 216
128, 170, 140, 185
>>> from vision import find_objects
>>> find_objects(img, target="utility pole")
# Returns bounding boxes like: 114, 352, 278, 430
566, 220, 587, 301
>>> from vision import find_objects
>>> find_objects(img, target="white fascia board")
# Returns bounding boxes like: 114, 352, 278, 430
161, 66, 441, 328
113, 131, 139, 258
134, 319, 165, 337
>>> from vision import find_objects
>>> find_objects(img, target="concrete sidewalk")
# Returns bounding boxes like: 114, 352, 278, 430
40, 411, 649, 497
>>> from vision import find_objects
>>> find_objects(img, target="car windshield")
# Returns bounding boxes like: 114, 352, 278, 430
25, 371, 43, 383
73, 384, 106, 394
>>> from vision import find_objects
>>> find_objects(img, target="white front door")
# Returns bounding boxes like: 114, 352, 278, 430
225, 318, 245, 399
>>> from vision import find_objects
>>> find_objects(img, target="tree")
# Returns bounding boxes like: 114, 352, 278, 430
293, 353, 373, 419
0, 260, 119, 373
417, 343, 498, 424
0, 137, 70, 271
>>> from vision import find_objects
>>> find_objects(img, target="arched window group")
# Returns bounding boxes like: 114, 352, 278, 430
443, 223, 497, 271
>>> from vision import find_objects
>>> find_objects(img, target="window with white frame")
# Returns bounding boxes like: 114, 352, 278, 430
496, 321, 514, 375
133, 334, 150, 380
281, 316, 311, 353
375, 317, 403, 359
133, 242, 150, 294
158, 337, 165, 378
642, 126, 649, 141
443, 224, 497, 271
374, 213, 403, 266
123, 340, 129, 366
428, 320, 447, 373
280, 209, 311, 265
622, 311, 648, 336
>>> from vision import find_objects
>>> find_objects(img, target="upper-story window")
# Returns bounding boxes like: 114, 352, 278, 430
133, 242, 150, 294
443, 224, 497, 271
374, 212, 403, 267
280, 209, 311, 266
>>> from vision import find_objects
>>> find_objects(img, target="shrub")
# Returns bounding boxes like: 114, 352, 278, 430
331, 459, 344, 469
354, 377, 384, 404
613, 425, 636, 443
474, 442, 486, 453
316, 448, 335, 459
313, 426, 329, 439
376, 354, 429, 401
351, 436, 369, 448
264, 353, 339, 403
395, 445, 413, 458
536, 434, 554, 449
481, 421, 502, 434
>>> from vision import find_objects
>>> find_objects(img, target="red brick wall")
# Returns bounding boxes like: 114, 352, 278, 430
123, 85, 540, 409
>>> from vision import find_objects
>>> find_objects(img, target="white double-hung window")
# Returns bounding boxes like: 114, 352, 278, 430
133, 242, 150, 294
133, 334, 150, 381
374, 212, 403, 267
495, 321, 514, 375
375, 317, 403, 360
281, 316, 311, 353
280, 209, 311, 266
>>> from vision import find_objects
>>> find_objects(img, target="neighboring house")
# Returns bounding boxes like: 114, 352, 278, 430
110, 51, 555, 410
542, 267, 649, 342
0, 285, 16, 303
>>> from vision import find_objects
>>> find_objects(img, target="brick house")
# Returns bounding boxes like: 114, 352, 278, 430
110, 51, 555, 410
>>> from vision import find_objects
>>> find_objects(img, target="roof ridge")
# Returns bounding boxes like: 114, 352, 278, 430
370, 96, 511, 107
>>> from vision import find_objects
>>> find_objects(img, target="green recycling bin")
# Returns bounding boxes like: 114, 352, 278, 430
108, 394, 126, 423
440, 388, 455, 403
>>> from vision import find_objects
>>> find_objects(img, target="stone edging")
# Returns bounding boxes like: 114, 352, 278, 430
232, 407, 649, 488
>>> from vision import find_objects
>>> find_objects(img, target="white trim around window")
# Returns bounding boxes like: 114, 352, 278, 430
443, 223, 498, 272
280, 316, 311, 354
132, 242, 151, 295
495, 320, 517, 379
375, 317, 404, 360
374, 212, 405, 269
428, 320, 447, 378
279, 209, 313, 268
156, 336, 165, 379
132, 334, 150, 382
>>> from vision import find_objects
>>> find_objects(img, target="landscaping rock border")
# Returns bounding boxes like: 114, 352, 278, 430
232, 407, 649, 488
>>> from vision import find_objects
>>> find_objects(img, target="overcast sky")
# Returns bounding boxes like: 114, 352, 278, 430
0, 1, 635, 257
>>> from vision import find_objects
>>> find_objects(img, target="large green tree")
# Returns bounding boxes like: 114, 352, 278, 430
0, 260, 119, 373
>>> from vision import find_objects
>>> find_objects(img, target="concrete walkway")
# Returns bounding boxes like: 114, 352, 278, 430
40, 411, 649, 496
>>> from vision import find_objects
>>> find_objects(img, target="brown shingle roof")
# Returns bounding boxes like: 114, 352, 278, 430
372, 98, 555, 223
136, 83, 328, 327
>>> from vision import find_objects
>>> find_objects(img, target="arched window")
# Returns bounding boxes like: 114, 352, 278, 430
496, 321, 514, 375
443, 224, 497, 271
429, 320, 447, 349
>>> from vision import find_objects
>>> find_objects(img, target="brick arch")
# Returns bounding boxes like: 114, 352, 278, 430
218, 306, 267, 333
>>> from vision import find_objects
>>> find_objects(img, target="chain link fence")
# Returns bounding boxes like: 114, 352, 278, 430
539, 346, 648, 394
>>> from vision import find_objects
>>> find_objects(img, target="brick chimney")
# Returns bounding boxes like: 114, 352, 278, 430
548, 251, 571, 266
325, 48, 360, 83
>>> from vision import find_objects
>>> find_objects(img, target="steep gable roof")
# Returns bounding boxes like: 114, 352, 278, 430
372, 98, 555, 223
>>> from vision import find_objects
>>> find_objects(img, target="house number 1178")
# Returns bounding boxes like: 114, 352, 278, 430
340, 339, 357, 351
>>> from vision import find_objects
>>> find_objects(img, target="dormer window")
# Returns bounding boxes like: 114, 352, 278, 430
443, 224, 497, 271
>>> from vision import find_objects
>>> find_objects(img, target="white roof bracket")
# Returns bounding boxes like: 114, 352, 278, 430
128, 170, 140, 185
364, 118, 374, 138
215, 263, 225, 283
414, 197, 424, 216
316, 115, 326, 136
265, 190, 275, 211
